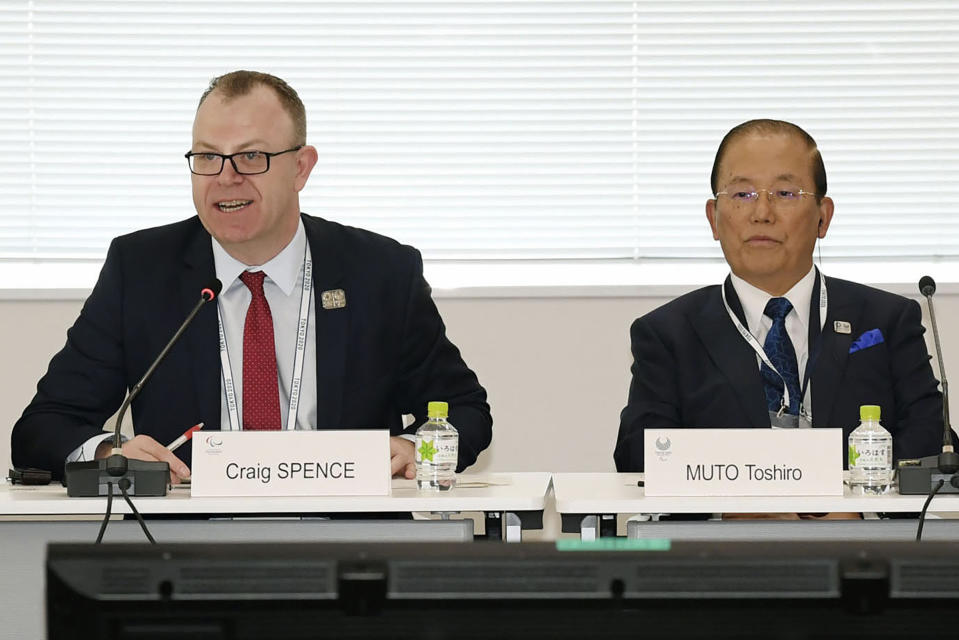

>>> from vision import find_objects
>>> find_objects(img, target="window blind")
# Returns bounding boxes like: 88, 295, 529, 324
0, 1, 956, 266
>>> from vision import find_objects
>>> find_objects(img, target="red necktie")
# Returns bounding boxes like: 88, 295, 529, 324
239, 270, 282, 430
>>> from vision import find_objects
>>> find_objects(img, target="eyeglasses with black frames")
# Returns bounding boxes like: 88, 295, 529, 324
184, 145, 303, 176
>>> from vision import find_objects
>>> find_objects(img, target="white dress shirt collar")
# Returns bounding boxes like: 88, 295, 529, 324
211, 219, 306, 295
729, 265, 817, 337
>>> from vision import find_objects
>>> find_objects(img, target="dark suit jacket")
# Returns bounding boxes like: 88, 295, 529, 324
615, 274, 944, 472
13, 214, 492, 477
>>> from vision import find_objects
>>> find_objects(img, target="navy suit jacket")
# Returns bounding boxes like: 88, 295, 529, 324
614, 274, 944, 472
13, 214, 492, 477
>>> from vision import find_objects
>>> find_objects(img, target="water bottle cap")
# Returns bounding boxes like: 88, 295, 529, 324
860, 405, 881, 421
427, 401, 449, 418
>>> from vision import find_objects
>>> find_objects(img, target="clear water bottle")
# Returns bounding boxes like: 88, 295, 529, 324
848, 404, 893, 495
415, 401, 458, 491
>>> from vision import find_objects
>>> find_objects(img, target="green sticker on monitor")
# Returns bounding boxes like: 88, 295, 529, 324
556, 539, 671, 552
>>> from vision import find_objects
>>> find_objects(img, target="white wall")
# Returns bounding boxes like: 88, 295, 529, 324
2, 290, 956, 475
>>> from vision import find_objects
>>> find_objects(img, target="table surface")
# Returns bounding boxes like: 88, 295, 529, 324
0, 472, 551, 516
552, 472, 959, 514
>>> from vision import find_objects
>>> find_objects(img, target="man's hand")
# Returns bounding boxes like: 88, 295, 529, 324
390, 436, 416, 479
95, 434, 191, 485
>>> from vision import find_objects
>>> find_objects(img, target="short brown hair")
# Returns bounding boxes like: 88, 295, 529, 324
198, 70, 307, 145
710, 119, 827, 203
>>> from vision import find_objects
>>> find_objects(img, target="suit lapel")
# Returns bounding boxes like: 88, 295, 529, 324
690, 280, 769, 428
181, 224, 221, 431
304, 216, 348, 428
812, 276, 860, 427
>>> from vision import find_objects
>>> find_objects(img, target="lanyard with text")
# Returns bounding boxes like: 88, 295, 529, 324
721, 270, 827, 425
217, 242, 313, 432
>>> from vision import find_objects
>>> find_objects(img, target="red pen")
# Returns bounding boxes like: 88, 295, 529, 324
166, 422, 204, 453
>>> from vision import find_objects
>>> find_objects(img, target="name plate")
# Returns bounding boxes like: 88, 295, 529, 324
191, 430, 391, 497
644, 428, 843, 497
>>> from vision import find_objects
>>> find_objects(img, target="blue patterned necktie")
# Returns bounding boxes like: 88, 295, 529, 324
761, 297, 801, 415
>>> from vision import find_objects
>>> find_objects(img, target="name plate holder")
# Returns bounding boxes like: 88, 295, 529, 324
191, 430, 391, 497
644, 428, 843, 497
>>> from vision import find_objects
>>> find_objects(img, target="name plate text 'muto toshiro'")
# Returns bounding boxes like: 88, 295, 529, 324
644, 428, 843, 497
190, 430, 391, 497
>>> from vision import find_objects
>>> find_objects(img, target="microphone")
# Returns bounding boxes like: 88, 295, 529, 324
65, 278, 222, 497
899, 275, 958, 494
917, 276, 955, 473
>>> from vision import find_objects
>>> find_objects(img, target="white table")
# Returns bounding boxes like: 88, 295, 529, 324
2, 472, 550, 542
1, 472, 549, 639
552, 472, 959, 540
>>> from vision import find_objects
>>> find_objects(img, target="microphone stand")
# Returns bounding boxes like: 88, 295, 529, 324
899, 276, 957, 494
65, 281, 221, 497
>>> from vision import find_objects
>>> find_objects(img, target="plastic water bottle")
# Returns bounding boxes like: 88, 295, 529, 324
415, 401, 458, 491
848, 404, 893, 495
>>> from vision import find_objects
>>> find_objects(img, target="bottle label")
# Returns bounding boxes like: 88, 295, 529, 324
415, 436, 458, 465
848, 442, 891, 469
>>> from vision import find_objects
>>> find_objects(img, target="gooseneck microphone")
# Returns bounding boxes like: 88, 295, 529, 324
108, 279, 223, 454
917, 276, 956, 474
900, 275, 959, 502
66, 278, 222, 498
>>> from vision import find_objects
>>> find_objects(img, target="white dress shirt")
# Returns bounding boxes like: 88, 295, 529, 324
213, 219, 317, 431
729, 265, 818, 423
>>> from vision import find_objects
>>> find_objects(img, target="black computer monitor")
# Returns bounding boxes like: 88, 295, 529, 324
47, 539, 959, 639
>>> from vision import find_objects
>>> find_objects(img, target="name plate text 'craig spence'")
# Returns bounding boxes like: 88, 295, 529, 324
191, 430, 390, 497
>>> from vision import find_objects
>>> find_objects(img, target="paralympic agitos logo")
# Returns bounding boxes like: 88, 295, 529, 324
204, 435, 224, 453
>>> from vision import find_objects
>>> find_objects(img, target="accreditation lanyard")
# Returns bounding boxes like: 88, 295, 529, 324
720, 270, 827, 424
216, 242, 313, 432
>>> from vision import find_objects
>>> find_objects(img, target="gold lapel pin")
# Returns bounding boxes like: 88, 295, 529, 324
833, 320, 851, 334
321, 289, 347, 310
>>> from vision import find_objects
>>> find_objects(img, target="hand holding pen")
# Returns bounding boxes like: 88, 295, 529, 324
157, 422, 204, 485
98, 429, 198, 485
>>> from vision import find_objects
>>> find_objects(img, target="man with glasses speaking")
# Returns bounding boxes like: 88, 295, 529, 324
614, 120, 943, 487
12, 70, 492, 482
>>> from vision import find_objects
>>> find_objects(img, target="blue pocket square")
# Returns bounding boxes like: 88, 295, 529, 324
849, 328, 884, 354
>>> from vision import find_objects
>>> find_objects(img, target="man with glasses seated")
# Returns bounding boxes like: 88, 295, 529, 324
614, 119, 944, 517
12, 70, 492, 482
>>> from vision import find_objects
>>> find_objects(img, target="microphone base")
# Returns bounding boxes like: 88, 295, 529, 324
898, 456, 959, 495
64, 459, 169, 497
938, 450, 959, 474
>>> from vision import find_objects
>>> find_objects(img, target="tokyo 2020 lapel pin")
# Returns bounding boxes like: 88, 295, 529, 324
833, 320, 851, 334
321, 289, 346, 310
